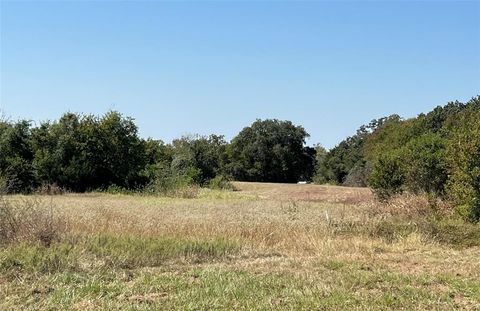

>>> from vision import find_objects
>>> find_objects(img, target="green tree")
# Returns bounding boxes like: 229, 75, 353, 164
312, 144, 328, 184
403, 133, 447, 196
0, 120, 36, 192
226, 119, 312, 183
316, 116, 398, 186
91, 111, 148, 189
171, 134, 227, 185
31, 113, 88, 190
446, 106, 480, 221
31, 111, 149, 191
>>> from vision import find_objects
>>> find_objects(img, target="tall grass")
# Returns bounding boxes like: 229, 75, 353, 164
1, 235, 240, 275
0, 195, 68, 246
1, 184, 479, 310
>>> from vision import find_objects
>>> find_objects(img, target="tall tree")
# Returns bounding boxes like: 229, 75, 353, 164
226, 119, 312, 183
0, 120, 35, 192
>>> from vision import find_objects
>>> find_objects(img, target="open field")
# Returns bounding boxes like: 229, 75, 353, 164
1, 182, 480, 310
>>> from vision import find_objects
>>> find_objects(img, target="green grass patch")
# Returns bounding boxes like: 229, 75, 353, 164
369, 219, 417, 243
2, 263, 479, 310
86, 235, 241, 268
0, 241, 81, 274
0, 235, 241, 276
419, 219, 480, 248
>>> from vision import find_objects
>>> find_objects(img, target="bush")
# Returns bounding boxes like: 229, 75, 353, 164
364, 97, 479, 221
445, 108, 480, 222
369, 152, 405, 200
403, 134, 447, 196
144, 163, 201, 198
32, 111, 149, 192
170, 134, 227, 185
208, 175, 235, 190
343, 161, 372, 187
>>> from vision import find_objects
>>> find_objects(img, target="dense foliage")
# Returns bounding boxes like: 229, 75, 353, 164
1, 112, 149, 192
313, 116, 398, 187
314, 96, 480, 221
0, 114, 315, 193
0, 120, 36, 192
225, 119, 314, 183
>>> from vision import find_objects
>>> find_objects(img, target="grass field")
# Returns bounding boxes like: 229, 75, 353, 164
1, 182, 480, 310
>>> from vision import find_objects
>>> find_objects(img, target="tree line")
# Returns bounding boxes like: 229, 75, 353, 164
0, 114, 314, 193
1, 96, 479, 220
315, 96, 480, 221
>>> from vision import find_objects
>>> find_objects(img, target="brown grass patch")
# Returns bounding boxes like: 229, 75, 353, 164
4, 184, 476, 279
2, 183, 480, 310
369, 193, 452, 218
233, 181, 373, 204
0, 195, 68, 246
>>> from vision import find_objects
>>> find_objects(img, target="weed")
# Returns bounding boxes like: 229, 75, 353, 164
0, 195, 68, 246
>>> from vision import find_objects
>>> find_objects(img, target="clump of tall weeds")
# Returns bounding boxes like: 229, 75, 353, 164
369, 193, 452, 219
0, 185, 68, 246
363, 193, 480, 247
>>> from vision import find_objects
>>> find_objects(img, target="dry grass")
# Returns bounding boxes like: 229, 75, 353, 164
1, 183, 479, 310
369, 192, 452, 218
0, 195, 68, 246
233, 181, 373, 204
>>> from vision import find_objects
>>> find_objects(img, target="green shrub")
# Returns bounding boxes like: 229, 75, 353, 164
446, 107, 480, 221
208, 175, 235, 190
0, 120, 36, 193
369, 152, 405, 200
148, 164, 200, 198
403, 134, 448, 196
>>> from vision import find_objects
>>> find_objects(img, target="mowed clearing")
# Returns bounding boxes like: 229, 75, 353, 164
1, 183, 479, 310
234, 181, 373, 204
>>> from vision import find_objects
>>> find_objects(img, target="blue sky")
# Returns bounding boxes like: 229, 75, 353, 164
1, 1, 479, 148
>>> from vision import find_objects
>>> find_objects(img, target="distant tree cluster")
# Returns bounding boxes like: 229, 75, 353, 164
225, 119, 314, 183
0, 112, 149, 192
0, 114, 314, 193
314, 96, 480, 221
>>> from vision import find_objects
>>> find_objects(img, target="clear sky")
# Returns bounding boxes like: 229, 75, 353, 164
1, 1, 479, 148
